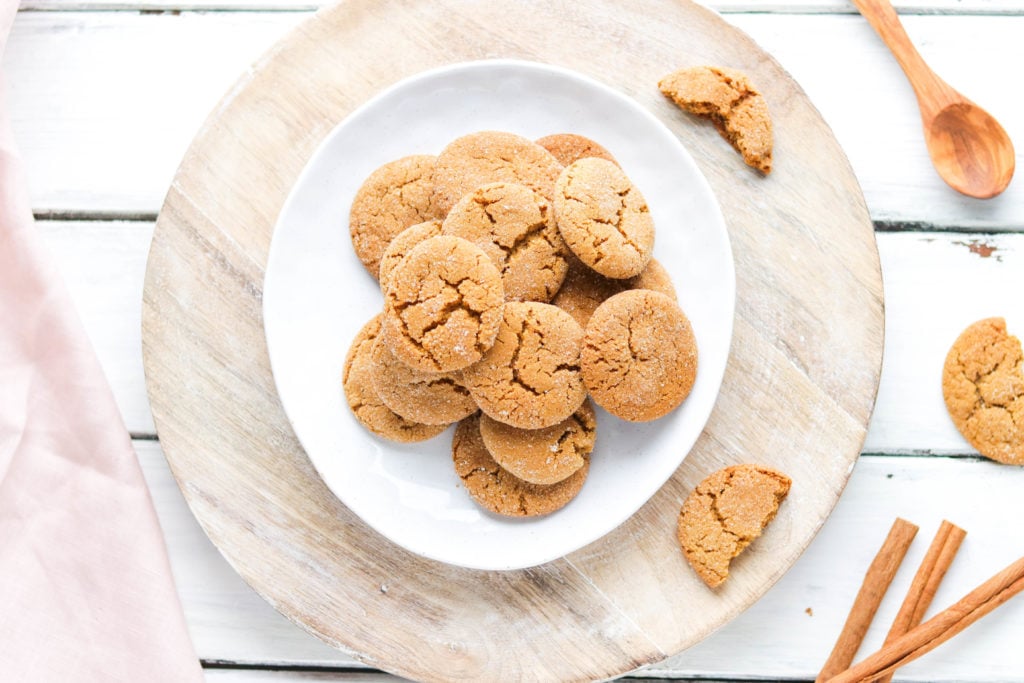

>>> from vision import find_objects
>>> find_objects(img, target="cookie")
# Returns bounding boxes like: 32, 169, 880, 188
377, 219, 443, 294
349, 155, 443, 279
369, 336, 478, 426
552, 255, 677, 328
442, 182, 569, 302
553, 157, 654, 279
432, 131, 564, 214
479, 398, 596, 485
658, 66, 773, 174
582, 290, 697, 422
942, 317, 1024, 464
460, 301, 587, 430
536, 133, 618, 167
383, 235, 505, 373
677, 464, 791, 588
625, 258, 677, 299
342, 314, 447, 443
452, 414, 589, 517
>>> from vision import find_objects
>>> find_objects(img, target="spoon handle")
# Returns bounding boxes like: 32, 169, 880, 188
850, 0, 958, 118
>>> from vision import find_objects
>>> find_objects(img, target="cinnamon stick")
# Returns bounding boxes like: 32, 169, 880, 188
816, 518, 919, 682
826, 554, 1024, 683
875, 520, 966, 683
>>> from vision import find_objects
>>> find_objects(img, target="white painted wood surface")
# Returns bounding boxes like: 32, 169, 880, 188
7, 1, 1024, 680
5, 12, 1024, 228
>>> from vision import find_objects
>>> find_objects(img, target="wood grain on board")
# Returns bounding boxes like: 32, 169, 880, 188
141, 0, 882, 679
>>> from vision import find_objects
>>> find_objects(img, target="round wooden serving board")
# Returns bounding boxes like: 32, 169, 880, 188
142, 1, 884, 680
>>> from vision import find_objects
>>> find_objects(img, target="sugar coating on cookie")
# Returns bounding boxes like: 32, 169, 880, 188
378, 219, 443, 294
942, 317, 1024, 464
479, 398, 596, 485
460, 301, 587, 430
554, 157, 654, 279
677, 464, 791, 588
432, 131, 564, 214
582, 290, 697, 422
536, 133, 618, 168
350, 155, 443, 279
383, 235, 505, 373
342, 314, 447, 443
452, 414, 589, 517
658, 66, 773, 174
442, 182, 569, 302
553, 255, 677, 328
369, 336, 478, 426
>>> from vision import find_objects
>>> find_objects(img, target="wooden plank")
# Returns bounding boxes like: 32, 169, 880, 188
36, 220, 155, 434
203, 673, 399, 683
4, 12, 1024, 227
18, 1, 1024, 15
139, 438, 1024, 679
42, 220, 1023, 453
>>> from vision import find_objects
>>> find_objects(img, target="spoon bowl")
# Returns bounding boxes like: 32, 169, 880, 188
853, 0, 1015, 198
924, 102, 1015, 199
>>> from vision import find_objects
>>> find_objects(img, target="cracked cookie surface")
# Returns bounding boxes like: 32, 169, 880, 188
585, 290, 696, 421
460, 301, 587, 430
349, 155, 444, 279
553, 254, 677, 328
453, 414, 589, 517
536, 133, 618, 168
479, 398, 596, 485
383, 235, 505, 373
659, 65, 773, 174
369, 335, 477, 426
377, 219, 443, 294
342, 314, 447, 443
432, 131, 564, 214
942, 317, 1024, 464
442, 182, 569, 302
582, 290, 697, 422
553, 157, 654, 279
677, 464, 791, 588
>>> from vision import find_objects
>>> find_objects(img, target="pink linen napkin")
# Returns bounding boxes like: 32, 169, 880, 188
0, 3, 203, 680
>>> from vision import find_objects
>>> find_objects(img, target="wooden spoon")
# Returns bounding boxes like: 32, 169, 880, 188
852, 0, 1015, 198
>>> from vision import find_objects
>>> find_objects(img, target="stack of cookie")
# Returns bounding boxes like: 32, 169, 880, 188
343, 130, 699, 517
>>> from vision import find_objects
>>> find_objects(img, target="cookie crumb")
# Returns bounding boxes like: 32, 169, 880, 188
805, 607, 813, 617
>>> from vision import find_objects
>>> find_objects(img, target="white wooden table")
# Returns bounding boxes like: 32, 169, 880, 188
6, 1, 1024, 680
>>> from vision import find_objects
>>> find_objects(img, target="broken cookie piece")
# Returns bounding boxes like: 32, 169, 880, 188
658, 65, 773, 174
677, 464, 791, 588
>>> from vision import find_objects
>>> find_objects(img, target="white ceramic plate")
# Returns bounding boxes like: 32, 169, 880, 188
263, 60, 735, 571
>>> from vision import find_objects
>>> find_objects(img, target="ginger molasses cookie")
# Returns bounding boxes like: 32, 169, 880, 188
349, 155, 443, 279
383, 236, 505, 373
479, 398, 596, 485
536, 133, 618, 167
369, 336, 477, 426
625, 258, 677, 300
553, 255, 677, 328
677, 464, 791, 588
460, 301, 587, 430
342, 314, 447, 443
453, 414, 588, 517
942, 317, 1024, 464
553, 157, 654, 279
658, 66, 773, 174
582, 290, 697, 422
432, 131, 564, 214
442, 182, 569, 302
377, 219, 443, 294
